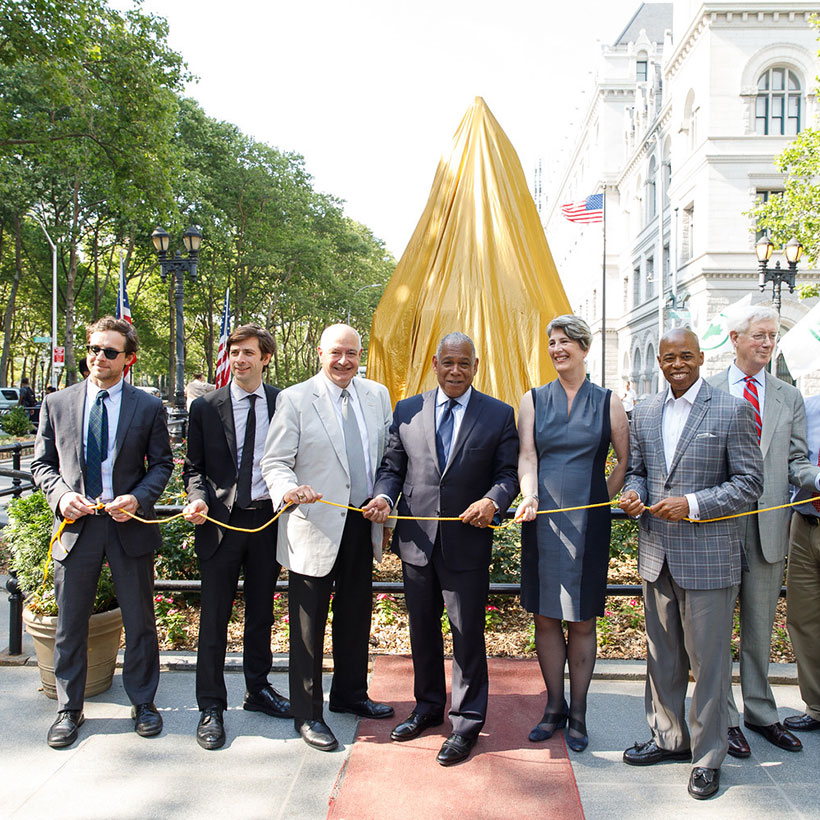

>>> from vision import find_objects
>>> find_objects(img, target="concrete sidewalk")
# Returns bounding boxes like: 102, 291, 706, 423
1, 587, 818, 819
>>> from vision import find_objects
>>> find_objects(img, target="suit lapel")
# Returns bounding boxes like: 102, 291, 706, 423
312, 374, 347, 474
71, 383, 87, 477
647, 392, 667, 478
215, 387, 238, 468
113, 383, 137, 466
263, 384, 276, 420
353, 378, 381, 471
422, 391, 440, 475
445, 389, 481, 474
667, 382, 710, 479
760, 371, 783, 457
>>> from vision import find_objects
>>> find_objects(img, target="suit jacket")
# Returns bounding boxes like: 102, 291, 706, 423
708, 369, 820, 562
261, 373, 392, 577
183, 383, 280, 560
372, 388, 519, 571
625, 380, 763, 589
31, 380, 173, 560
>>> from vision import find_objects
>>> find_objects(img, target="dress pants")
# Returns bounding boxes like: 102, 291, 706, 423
402, 539, 489, 740
197, 504, 280, 710
728, 525, 784, 727
643, 562, 736, 769
287, 510, 373, 721
786, 513, 820, 722
53, 515, 159, 712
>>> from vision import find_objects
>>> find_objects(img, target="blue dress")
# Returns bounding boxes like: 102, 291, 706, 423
520, 379, 611, 621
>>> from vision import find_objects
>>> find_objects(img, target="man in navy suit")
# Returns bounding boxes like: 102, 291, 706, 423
183, 324, 290, 749
32, 316, 173, 748
364, 332, 519, 766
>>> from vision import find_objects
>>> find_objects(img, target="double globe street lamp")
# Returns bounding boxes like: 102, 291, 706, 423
755, 235, 803, 315
151, 225, 203, 412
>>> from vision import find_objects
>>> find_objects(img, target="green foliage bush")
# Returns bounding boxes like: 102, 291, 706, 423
4, 491, 117, 615
0, 407, 33, 436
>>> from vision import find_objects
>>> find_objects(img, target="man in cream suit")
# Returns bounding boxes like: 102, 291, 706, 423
261, 324, 394, 751
620, 328, 762, 800
708, 305, 820, 757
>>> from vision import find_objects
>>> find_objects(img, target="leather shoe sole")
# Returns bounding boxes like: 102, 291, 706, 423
436, 734, 475, 766
391, 712, 444, 742
783, 714, 820, 732
744, 720, 803, 752
727, 726, 750, 759
296, 719, 339, 751
688, 767, 720, 800
329, 699, 394, 719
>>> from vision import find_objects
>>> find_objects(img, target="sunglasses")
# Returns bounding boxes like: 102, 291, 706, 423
86, 344, 125, 360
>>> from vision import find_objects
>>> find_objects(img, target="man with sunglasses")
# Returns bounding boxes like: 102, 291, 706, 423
32, 316, 173, 749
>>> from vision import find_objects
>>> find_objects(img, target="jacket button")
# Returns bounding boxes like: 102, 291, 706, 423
341, 511, 346, 518
345, 483, 350, 489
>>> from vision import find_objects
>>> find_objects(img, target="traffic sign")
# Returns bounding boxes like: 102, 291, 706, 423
53, 346, 65, 365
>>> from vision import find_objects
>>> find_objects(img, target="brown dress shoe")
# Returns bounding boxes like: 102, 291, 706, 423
727, 726, 750, 758
744, 720, 803, 751
783, 713, 820, 732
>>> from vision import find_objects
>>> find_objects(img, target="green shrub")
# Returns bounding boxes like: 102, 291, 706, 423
1, 407, 33, 436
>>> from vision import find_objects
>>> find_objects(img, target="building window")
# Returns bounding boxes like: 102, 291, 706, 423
633, 266, 641, 307
646, 157, 657, 222
623, 276, 629, 312
681, 204, 694, 262
756, 67, 801, 135
663, 244, 670, 291
636, 59, 648, 82
755, 189, 783, 241
646, 256, 655, 299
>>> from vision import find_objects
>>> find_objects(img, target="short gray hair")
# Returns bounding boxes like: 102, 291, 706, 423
436, 332, 476, 359
547, 314, 592, 351
726, 305, 779, 336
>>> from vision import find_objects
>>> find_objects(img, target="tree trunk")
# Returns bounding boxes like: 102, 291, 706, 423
63, 176, 81, 386
0, 215, 24, 387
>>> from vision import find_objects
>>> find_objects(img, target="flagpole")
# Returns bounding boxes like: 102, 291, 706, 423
600, 185, 607, 388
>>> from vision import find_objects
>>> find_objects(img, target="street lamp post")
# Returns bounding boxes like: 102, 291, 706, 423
756, 235, 803, 315
151, 226, 202, 411
346, 283, 382, 324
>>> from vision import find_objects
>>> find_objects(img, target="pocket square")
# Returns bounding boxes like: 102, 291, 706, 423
695, 432, 717, 439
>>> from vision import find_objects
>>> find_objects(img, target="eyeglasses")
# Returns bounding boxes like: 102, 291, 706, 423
748, 332, 778, 344
86, 344, 125, 360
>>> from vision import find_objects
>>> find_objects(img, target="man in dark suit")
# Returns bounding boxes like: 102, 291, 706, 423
619, 328, 763, 800
183, 325, 290, 750
364, 332, 519, 766
32, 316, 173, 748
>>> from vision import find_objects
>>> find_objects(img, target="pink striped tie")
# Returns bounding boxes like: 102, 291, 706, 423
743, 376, 762, 444
812, 448, 820, 514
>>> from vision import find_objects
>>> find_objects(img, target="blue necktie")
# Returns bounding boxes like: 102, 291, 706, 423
86, 389, 109, 500
436, 398, 458, 472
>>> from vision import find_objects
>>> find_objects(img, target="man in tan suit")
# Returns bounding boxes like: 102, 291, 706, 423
262, 324, 394, 751
708, 305, 820, 757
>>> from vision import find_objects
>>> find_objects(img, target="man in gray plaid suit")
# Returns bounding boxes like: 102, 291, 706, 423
619, 328, 763, 800
708, 305, 820, 757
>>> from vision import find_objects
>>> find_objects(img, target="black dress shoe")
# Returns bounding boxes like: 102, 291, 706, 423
436, 733, 475, 766
688, 767, 720, 800
784, 713, 820, 732
744, 720, 803, 751
565, 717, 588, 752
329, 698, 394, 719
197, 707, 225, 750
390, 711, 444, 742
727, 726, 751, 758
623, 738, 691, 766
295, 719, 338, 751
47, 710, 84, 748
243, 684, 291, 718
132, 702, 163, 737
528, 700, 568, 742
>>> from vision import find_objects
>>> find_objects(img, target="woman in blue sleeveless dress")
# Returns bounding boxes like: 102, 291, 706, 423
516, 315, 629, 751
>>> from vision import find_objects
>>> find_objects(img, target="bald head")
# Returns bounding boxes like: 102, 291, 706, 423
658, 327, 704, 398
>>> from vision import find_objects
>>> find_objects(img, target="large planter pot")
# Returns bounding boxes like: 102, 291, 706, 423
23, 606, 123, 699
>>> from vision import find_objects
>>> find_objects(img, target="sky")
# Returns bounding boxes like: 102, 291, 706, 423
122, 0, 643, 258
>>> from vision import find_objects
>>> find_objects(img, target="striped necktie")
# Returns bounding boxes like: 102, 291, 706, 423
812, 447, 820, 514
742, 376, 762, 444
85, 389, 109, 500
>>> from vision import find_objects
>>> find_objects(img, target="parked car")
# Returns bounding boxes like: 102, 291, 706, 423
0, 387, 21, 412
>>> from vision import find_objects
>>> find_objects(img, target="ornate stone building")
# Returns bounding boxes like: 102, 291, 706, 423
544, 0, 820, 396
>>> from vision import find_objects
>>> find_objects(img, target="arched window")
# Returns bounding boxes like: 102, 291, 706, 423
646, 156, 657, 221
632, 347, 643, 393
636, 53, 648, 82
645, 344, 657, 394
683, 90, 697, 150
756, 67, 801, 135
662, 138, 671, 208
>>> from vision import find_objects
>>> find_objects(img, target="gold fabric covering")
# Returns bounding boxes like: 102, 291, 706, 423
368, 97, 571, 411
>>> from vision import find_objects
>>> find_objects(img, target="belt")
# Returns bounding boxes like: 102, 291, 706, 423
236, 499, 273, 512
797, 511, 819, 527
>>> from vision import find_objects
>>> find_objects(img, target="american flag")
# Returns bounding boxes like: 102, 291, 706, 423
561, 193, 604, 224
214, 289, 231, 388
116, 255, 134, 379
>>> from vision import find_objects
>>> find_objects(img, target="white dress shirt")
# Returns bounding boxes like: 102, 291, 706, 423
321, 374, 374, 496
435, 386, 472, 451
82, 377, 124, 503
661, 377, 702, 520
727, 361, 766, 410
230, 380, 271, 502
